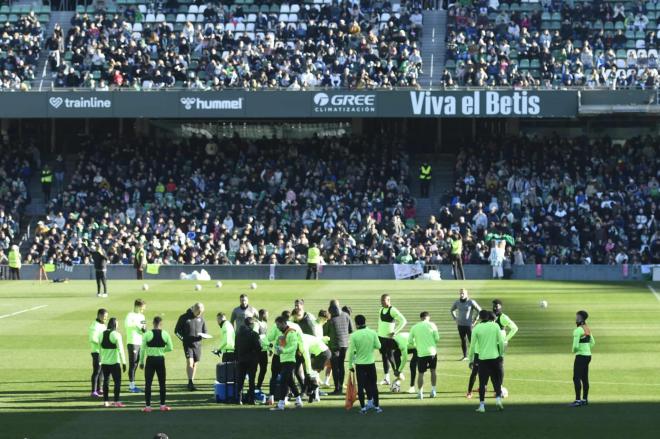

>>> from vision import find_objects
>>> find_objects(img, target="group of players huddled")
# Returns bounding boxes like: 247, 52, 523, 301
88, 289, 594, 412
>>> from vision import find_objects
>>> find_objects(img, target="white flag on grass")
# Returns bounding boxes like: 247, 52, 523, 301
393, 262, 424, 280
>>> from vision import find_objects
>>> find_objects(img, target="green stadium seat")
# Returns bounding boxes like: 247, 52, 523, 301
616, 49, 627, 59
0, 14, 6, 22
8, 14, 18, 22
0, 6, 8, 14
551, 12, 561, 21
519, 59, 530, 69
530, 59, 540, 69
604, 21, 614, 30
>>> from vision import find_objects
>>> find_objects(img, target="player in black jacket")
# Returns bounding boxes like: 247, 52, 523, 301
90, 244, 108, 297
174, 303, 207, 391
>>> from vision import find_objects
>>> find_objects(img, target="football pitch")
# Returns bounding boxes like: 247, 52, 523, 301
1, 279, 658, 439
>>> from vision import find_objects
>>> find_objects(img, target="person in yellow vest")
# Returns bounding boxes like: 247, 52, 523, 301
8, 245, 21, 280
450, 231, 465, 280
306, 242, 320, 280
134, 244, 147, 280
41, 164, 53, 202
419, 162, 432, 198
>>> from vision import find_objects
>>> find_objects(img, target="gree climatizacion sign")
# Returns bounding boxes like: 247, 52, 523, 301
312, 92, 376, 114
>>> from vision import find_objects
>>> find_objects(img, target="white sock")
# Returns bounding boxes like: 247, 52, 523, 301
295, 396, 302, 404
496, 396, 502, 403
323, 376, 330, 385
432, 386, 436, 392
479, 402, 485, 408
130, 382, 135, 388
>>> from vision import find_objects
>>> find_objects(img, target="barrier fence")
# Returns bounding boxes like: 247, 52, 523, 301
0, 264, 653, 282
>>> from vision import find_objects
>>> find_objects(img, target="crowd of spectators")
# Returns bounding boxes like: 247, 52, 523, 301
46, 1, 424, 89
0, 12, 43, 90
26, 133, 418, 266
433, 133, 659, 266
0, 139, 34, 264
18, 131, 660, 267
444, 0, 660, 88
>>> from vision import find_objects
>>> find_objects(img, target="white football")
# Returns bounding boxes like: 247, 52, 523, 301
216, 281, 223, 288
195, 284, 202, 291
250, 282, 257, 290
390, 381, 401, 393
142, 284, 149, 291
540, 300, 548, 309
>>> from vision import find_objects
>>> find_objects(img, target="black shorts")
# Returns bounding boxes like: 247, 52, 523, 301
417, 355, 437, 373
311, 350, 332, 371
184, 344, 202, 362
378, 337, 397, 354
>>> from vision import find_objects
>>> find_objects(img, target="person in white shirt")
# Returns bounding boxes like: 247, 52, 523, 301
125, 299, 147, 392
489, 241, 506, 279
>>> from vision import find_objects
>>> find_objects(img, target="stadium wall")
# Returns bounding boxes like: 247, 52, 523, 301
5, 264, 650, 282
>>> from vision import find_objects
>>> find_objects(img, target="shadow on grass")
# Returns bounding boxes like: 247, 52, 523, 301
2, 402, 658, 439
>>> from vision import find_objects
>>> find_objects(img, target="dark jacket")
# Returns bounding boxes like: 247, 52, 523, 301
91, 250, 108, 271
235, 325, 262, 363
295, 312, 317, 336
324, 305, 353, 350
174, 308, 207, 346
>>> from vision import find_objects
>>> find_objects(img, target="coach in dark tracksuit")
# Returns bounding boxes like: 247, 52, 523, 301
174, 303, 207, 391
235, 317, 262, 404
91, 245, 108, 296
324, 300, 353, 395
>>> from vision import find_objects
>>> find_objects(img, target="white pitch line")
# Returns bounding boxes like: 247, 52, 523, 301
647, 284, 660, 302
0, 305, 48, 320
437, 372, 660, 387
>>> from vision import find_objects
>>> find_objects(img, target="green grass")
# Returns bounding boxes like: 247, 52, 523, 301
1, 280, 659, 439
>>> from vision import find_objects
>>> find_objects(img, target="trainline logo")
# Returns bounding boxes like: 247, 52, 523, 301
49, 96, 111, 109
180, 97, 243, 111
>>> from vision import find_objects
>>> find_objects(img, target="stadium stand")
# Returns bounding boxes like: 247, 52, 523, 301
22, 132, 660, 267
447, 134, 659, 265
46, 0, 425, 89
444, 0, 660, 88
0, 138, 31, 261
27, 133, 414, 265
0, 9, 46, 90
